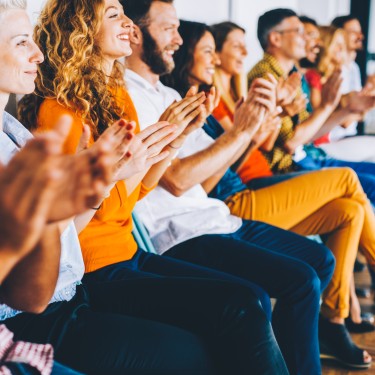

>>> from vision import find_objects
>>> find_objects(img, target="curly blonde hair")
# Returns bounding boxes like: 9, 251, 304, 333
18, 0, 126, 138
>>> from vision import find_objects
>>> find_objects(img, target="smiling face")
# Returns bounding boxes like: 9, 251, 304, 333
142, 1, 183, 75
95, 0, 133, 64
189, 31, 219, 86
328, 31, 347, 66
0, 8, 44, 95
273, 16, 306, 60
217, 28, 247, 76
343, 19, 363, 52
303, 22, 321, 63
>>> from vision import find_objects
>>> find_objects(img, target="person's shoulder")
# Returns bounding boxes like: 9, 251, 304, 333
3, 111, 26, 131
247, 56, 273, 82
39, 99, 77, 120
3, 111, 33, 144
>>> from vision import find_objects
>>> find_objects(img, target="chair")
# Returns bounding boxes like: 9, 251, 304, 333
132, 212, 156, 254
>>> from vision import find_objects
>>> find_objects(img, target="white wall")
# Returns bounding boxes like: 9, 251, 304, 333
175, 0, 230, 23
298, 0, 350, 25
26, 0, 45, 24
26, 0, 353, 71
175, 0, 350, 70
368, 1, 375, 52
233, 0, 298, 71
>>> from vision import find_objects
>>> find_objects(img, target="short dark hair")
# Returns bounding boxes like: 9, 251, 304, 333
210, 21, 245, 52
299, 15, 318, 26
331, 15, 359, 29
257, 8, 297, 50
120, 0, 173, 26
161, 20, 211, 96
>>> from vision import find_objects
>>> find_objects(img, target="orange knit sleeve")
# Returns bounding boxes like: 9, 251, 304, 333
138, 182, 157, 200
212, 99, 232, 121
37, 99, 93, 154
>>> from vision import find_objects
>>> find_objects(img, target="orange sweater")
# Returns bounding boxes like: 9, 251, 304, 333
212, 98, 273, 183
37, 87, 152, 272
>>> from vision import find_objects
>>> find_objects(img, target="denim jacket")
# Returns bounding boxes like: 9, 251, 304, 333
0, 112, 84, 321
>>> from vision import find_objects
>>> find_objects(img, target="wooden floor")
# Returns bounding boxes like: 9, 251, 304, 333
322, 266, 375, 374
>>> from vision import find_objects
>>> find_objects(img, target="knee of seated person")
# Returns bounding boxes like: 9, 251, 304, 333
290, 263, 323, 301
160, 329, 214, 373
225, 285, 269, 325
305, 240, 336, 278
320, 243, 336, 271
340, 167, 362, 187
343, 199, 365, 221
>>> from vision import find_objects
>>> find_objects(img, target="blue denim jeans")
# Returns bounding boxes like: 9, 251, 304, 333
166, 220, 335, 375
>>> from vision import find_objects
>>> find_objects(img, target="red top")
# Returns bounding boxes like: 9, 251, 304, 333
305, 70, 330, 145
213, 98, 273, 183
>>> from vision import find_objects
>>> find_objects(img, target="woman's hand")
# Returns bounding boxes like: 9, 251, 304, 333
251, 108, 282, 149
45, 118, 134, 221
276, 72, 301, 106
233, 74, 277, 137
116, 121, 179, 179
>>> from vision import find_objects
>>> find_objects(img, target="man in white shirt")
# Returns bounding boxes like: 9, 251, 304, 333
123, 1, 336, 373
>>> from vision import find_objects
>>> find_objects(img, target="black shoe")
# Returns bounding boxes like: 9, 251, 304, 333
345, 316, 375, 333
319, 316, 372, 369
354, 260, 366, 273
355, 286, 371, 298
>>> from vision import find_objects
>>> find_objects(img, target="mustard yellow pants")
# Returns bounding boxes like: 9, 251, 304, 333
225, 167, 375, 319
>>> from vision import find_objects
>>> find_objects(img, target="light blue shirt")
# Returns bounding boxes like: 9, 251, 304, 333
0, 112, 85, 320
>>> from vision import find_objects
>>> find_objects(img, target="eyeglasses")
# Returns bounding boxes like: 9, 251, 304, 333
274, 27, 305, 37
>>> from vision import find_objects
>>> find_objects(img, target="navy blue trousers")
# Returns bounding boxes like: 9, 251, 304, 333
165, 220, 335, 375
6, 362, 84, 375
5, 280, 288, 375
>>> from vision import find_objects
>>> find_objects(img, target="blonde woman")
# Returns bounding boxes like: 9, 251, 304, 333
212, 21, 281, 183
306, 26, 348, 110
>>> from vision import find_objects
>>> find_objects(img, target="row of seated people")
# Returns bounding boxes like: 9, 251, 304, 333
1, 0, 375, 374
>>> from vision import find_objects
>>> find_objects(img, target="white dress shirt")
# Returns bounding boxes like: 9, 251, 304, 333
330, 61, 362, 141
125, 70, 242, 254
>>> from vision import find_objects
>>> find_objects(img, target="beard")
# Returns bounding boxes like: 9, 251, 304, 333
141, 26, 175, 76
299, 57, 316, 68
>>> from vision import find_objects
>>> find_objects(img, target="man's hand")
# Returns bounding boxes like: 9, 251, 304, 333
277, 72, 301, 106
283, 93, 308, 117
159, 91, 206, 147
362, 74, 375, 96
343, 91, 375, 114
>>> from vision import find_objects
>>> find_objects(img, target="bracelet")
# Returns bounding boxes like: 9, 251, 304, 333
91, 185, 114, 210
